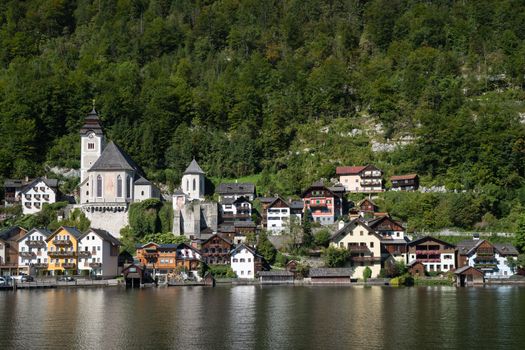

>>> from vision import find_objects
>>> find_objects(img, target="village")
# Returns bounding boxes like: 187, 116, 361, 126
0, 108, 523, 289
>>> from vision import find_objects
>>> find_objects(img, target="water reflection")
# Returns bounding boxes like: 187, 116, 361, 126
1, 286, 525, 349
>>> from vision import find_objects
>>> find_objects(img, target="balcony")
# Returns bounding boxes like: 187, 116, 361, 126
53, 239, 72, 247
361, 172, 381, 179
474, 256, 496, 263
89, 262, 102, 269
32, 263, 48, 269
349, 246, 371, 254
48, 251, 76, 258
26, 240, 46, 248
142, 252, 158, 259
309, 202, 327, 209
19, 252, 35, 259
78, 251, 92, 258
416, 258, 441, 263
61, 263, 76, 269
361, 180, 382, 187
351, 256, 381, 263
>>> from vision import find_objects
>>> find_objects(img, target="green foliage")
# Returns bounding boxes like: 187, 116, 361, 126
322, 246, 349, 268
390, 274, 414, 287
208, 265, 236, 279
513, 215, 525, 253
363, 266, 372, 281
51, 208, 90, 232
274, 252, 288, 267
128, 199, 163, 237
314, 229, 331, 248
140, 232, 188, 245
198, 262, 209, 278
257, 231, 277, 265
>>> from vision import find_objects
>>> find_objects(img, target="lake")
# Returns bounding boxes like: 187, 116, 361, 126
1, 285, 525, 349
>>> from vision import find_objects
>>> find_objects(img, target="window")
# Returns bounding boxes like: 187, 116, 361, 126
370, 242, 374, 248
126, 175, 131, 198
240, 258, 245, 262
88, 143, 95, 150
141, 191, 144, 195
360, 230, 364, 236
186, 180, 189, 191
248, 258, 251, 262
233, 258, 238, 263
97, 246, 101, 251
193, 179, 196, 191
117, 175, 122, 197
96, 175, 102, 197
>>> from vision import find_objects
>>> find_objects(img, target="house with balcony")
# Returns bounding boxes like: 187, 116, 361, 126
390, 174, 419, 191
3, 178, 31, 206
407, 236, 456, 273
220, 196, 252, 223
216, 183, 256, 201
357, 198, 378, 215
456, 239, 519, 278
46, 226, 83, 276
367, 215, 408, 263
136, 242, 177, 275
336, 165, 383, 193
0, 226, 28, 275
230, 243, 268, 279
264, 196, 303, 234
302, 181, 343, 225
78, 228, 120, 277
200, 234, 233, 265
330, 219, 391, 279
19, 177, 59, 215
17, 228, 52, 275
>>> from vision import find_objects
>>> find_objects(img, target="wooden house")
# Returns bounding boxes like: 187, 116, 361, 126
258, 270, 294, 284
456, 239, 518, 278
309, 268, 354, 284
391, 174, 419, 191
407, 261, 425, 277
407, 236, 455, 273
201, 234, 233, 265
454, 266, 484, 286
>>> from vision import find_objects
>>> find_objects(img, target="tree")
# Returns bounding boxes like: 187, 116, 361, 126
323, 246, 349, 268
314, 229, 331, 248
140, 232, 189, 245
514, 215, 525, 253
257, 231, 277, 265
363, 266, 372, 281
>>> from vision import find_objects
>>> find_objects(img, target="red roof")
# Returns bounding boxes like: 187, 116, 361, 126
390, 174, 418, 181
336, 166, 367, 175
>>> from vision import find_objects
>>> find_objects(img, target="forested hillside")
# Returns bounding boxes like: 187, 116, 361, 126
2, 0, 525, 231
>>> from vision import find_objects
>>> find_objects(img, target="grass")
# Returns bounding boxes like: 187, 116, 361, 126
210, 174, 262, 187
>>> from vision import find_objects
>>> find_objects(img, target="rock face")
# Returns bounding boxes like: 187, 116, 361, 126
49, 166, 80, 178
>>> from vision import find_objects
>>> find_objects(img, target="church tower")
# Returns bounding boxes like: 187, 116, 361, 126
80, 107, 105, 184
181, 159, 205, 200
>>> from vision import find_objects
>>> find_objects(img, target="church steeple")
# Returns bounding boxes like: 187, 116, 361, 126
80, 105, 104, 136
80, 105, 106, 185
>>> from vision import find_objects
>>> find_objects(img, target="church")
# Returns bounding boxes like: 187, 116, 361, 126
78, 108, 160, 236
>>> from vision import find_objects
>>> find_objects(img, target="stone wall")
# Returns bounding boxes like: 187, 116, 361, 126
84, 210, 128, 237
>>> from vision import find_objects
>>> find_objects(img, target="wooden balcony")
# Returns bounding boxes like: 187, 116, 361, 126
26, 240, 46, 248
19, 252, 35, 259
89, 262, 102, 269
351, 256, 381, 263
78, 251, 92, 258
61, 263, 76, 269
349, 246, 371, 254
53, 239, 72, 247
142, 252, 158, 259
32, 263, 48, 269
48, 251, 76, 258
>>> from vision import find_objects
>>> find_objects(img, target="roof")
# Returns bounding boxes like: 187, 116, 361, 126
0, 226, 27, 241
17, 228, 52, 242
134, 176, 151, 185
47, 226, 83, 240
173, 188, 185, 195
454, 265, 483, 275
328, 184, 346, 193
407, 260, 424, 267
494, 243, 519, 256
391, 174, 418, 181
456, 239, 483, 255
184, 159, 205, 175
219, 224, 235, 233
234, 221, 256, 228
367, 215, 405, 231
309, 268, 354, 277
80, 108, 104, 136
357, 198, 377, 207
221, 196, 251, 205
4, 179, 31, 188
81, 228, 121, 246
89, 141, 140, 172
217, 183, 255, 195
336, 166, 367, 175
231, 243, 260, 257
290, 200, 305, 210
456, 239, 519, 256
301, 181, 339, 198
20, 177, 59, 194
259, 197, 277, 204
407, 236, 455, 248
258, 270, 294, 277
268, 196, 291, 209
331, 219, 381, 242
201, 234, 233, 247
381, 238, 409, 244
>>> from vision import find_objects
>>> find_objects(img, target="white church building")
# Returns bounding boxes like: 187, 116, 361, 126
78, 108, 160, 237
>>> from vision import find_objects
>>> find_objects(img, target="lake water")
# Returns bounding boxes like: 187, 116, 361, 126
1, 285, 525, 349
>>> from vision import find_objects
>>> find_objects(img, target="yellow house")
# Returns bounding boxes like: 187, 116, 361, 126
46, 226, 83, 276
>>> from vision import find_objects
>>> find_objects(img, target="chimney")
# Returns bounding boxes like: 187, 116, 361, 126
473, 233, 480, 241
338, 220, 345, 230
25, 176, 29, 182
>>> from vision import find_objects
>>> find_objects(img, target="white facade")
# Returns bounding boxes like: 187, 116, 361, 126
78, 230, 119, 277
339, 167, 383, 193
407, 252, 455, 272
20, 180, 57, 214
267, 207, 290, 233
81, 170, 134, 204
17, 229, 50, 273
465, 252, 516, 278
231, 247, 257, 279
182, 173, 204, 201
80, 131, 105, 183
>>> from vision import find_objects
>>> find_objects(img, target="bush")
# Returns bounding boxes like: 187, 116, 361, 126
322, 246, 349, 267
274, 252, 288, 267
363, 266, 372, 281
208, 265, 236, 278
314, 229, 331, 248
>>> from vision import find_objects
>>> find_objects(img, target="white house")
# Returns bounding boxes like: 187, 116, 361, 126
20, 178, 59, 214
230, 244, 266, 279
17, 228, 52, 274
216, 183, 256, 201
457, 239, 519, 278
266, 197, 302, 234
336, 165, 383, 193
77, 228, 120, 277
221, 196, 252, 222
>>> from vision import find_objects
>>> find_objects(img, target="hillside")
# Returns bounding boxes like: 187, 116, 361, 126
1, 0, 525, 231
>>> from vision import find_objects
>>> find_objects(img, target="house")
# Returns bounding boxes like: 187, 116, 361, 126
216, 183, 256, 201
456, 239, 518, 278
230, 243, 267, 279
302, 181, 343, 225
407, 261, 425, 277
3, 178, 31, 206
265, 196, 303, 234
391, 174, 419, 191
78, 228, 120, 277
407, 236, 455, 273
17, 228, 52, 275
367, 215, 408, 262
122, 263, 146, 288
330, 219, 385, 278
200, 234, 233, 265
78, 108, 161, 236
357, 198, 378, 215
19, 177, 59, 214
309, 268, 354, 284
454, 266, 485, 286
336, 165, 383, 193
46, 226, 83, 276
174, 243, 202, 271
218, 224, 236, 242
220, 196, 252, 223
136, 242, 178, 275
258, 270, 294, 284
0, 226, 28, 275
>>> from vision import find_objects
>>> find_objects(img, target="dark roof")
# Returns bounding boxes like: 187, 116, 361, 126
18, 228, 52, 242
82, 228, 121, 246
258, 270, 294, 277
219, 224, 235, 233
234, 221, 256, 228
407, 236, 455, 248
456, 239, 482, 255
20, 177, 59, 194
407, 260, 424, 267
301, 181, 338, 198
309, 268, 354, 277
328, 184, 346, 193
201, 234, 233, 246
454, 266, 483, 275
0, 226, 27, 241
290, 200, 304, 210
173, 188, 185, 195
231, 243, 261, 257
357, 198, 377, 207
134, 176, 151, 185
259, 197, 276, 204
217, 183, 255, 195
184, 159, 205, 175
456, 239, 519, 256
4, 179, 31, 188
48, 226, 83, 240
391, 174, 418, 181
494, 243, 519, 256
221, 198, 236, 205
89, 141, 140, 172
367, 215, 405, 231
381, 238, 409, 244
80, 108, 104, 136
